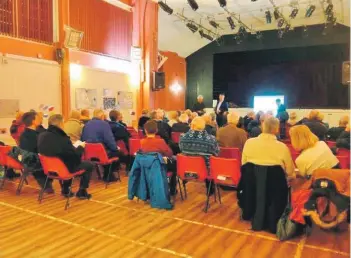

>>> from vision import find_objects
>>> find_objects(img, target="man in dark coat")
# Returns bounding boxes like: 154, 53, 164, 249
38, 114, 92, 199
192, 95, 206, 116
214, 93, 229, 127
327, 116, 349, 141
108, 110, 131, 150
19, 112, 53, 192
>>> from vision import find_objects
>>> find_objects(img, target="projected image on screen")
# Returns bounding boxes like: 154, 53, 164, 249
253, 95, 284, 116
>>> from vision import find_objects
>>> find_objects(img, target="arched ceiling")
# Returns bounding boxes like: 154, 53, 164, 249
158, 0, 350, 57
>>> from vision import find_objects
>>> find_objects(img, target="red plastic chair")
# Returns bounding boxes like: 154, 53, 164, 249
326, 141, 337, 148
219, 147, 241, 160
177, 154, 215, 212
39, 155, 86, 210
84, 143, 120, 187
116, 140, 128, 156
129, 139, 141, 156
138, 130, 145, 139
337, 156, 349, 169
337, 149, 350, 168
127, 128, 139, 138
171, 132, 182, 144
210, 156, 241, 204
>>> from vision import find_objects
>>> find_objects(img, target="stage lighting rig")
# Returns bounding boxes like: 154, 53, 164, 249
218, 0, 226, 8
186, 23, 198, 33
158, 1, 173, 15
227, 16, 235, 30
277, 18, 285, 28
209, 20, 219, 29
305, 5, 316, 17
325, 3, 333, 14
239, 26, 247, 35
265, 11, 272, 24
187, 0, 199, 11
199, 30, 213, 41
290, 8, 298, 18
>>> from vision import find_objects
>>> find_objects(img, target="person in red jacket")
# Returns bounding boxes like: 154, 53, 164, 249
141, 120, 176, 195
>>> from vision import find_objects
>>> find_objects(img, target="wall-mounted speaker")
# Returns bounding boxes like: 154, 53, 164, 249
342, 61, 350, 85
152, 71, 165, 91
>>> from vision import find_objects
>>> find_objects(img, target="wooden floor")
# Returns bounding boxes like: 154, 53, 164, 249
0, 172, 349, 258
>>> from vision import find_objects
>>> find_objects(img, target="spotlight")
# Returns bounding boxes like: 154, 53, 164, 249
325, 4, 333, 14
218, 0, 226, 8
187, 0, 199, 11
199, 30, 213, 41
209, 20, 219, 29
326, 13, 334, 22
284, 24, 291, 32
186, 23, 198, 33
158, 1, 173, 15
239, 26, 247, 35
290, 8, 299, 18
305, 5, 316, 17
277, 18, 285, 28
273, 9, 280, 20
227, 16, 235, 30
265, 11, 272, 24
256, 31, 263, 40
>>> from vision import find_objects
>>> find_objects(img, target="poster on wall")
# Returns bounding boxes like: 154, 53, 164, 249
0, 99, 19, 118
103, 88, 117, 110
117, 91, 133, 109
75, 88, 97, 109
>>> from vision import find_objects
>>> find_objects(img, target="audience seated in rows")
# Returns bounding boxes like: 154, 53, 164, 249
81, 109, 121, 182
302, 110, 328, 140
242, 117, 295, 179
19, 112, 53, 192
64, 110, 83, 143
247, 111, 264, 134
249, 113, 267, 138
171, 114, 190, 133
80, 109, 90, 124
108, 110, 131, 150
243, 111, 255, 131
38, 114, 92, 199
217, 112, 247, 151
290, 125, 339, 177
327, 115, 349, 141
153, 109, 171, 143
140, 120, 177, 195
203, 113, 217, 136
167, 111, 179, 127
336, 123, 350, 150
138, 109, 150, 129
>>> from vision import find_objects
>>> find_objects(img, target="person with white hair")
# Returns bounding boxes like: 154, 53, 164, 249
154, 109, 171, 143
216, 112, 247, 151
192, 95, 206, 116
327, 115, 349, 141
242, 117, 295, 178
172, 114, 190, 133
302, 110, 328, 140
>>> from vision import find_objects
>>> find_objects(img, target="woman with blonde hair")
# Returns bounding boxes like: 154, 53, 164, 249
302, 109, 328, 140
203, 113, 217, 136
64, 110, 83, 143
290, 125, 339, 177
168, 111, 179, 127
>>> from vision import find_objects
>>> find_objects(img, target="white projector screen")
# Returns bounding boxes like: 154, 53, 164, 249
253, 95, 284, 116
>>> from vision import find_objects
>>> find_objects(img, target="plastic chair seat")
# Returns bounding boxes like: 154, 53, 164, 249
47, 169, 85, 180
6, 157, 24, 170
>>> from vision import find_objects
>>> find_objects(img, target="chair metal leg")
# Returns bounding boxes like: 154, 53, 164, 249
95, 163, 102, 180
38, 176, 49, 203
105, 164, 112, 189
116, 162, 121, 182
213, 183, 217, 203
217, 185, 222, 204
0, 166, 8, 190
183, 182, 188, 199
65, 177, 74, 210
16, 169, 27, 195
177, 177, 184, 201
204, 180, 212, 213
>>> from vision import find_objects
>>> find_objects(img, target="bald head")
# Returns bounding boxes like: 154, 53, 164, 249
227, 112, 240, 125
262, 117, 280, 135
191, 117, 205, 131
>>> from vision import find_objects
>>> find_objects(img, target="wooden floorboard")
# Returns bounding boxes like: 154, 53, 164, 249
0, 174, 349, 258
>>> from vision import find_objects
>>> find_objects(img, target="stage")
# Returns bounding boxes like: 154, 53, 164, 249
0, 174, 349, 258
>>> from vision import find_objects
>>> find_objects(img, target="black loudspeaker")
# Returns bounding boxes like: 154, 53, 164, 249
152, 71, 165, 91
342, 61, 350, 85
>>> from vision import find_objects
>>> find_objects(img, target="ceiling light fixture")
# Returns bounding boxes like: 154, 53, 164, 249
209, 20, 219, 29
158, 1, 173, 15
305, 5, 316, 17
199, 30, 213, 41
186, 23, 198, 33
227, 16, 235, 30
290, 8, 299, 18
187, 0, 199, 11
265, 11, 272, 24
284, 24, 291, 32
218, 0, 226, 8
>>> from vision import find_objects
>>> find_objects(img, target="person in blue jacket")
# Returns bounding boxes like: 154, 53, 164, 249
81, 109, 120, 182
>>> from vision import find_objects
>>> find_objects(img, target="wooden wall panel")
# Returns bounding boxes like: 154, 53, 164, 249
69, 0, 132, 60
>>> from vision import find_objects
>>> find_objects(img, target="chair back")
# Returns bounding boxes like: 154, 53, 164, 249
116, 140, 128, 156
129, 138, 141, 156
177, 154, 208, 181
0, 146, 11, 166
337, 156, 349, 169
337, 149, 350, 168
138, 130, 145, 139
326, 141, 336, 148
210, 156, 241, 187
219, 147, 241, 160
171, 132, 181, 144
84, 143, 109, 163
39, 155, 72, 179
127, 128, 139, 138
281, 139, 291, 144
